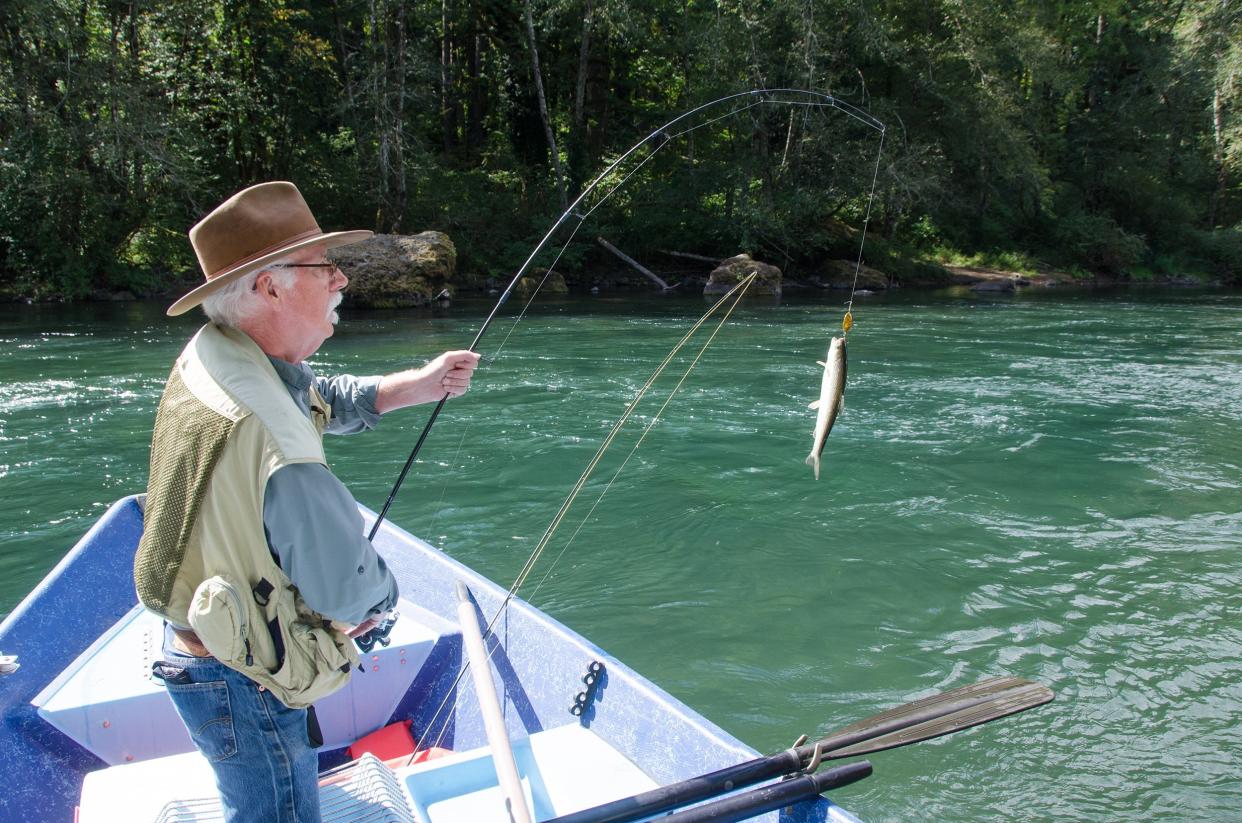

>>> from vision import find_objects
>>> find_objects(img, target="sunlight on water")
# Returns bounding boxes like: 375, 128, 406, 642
2, 290, 1241, 820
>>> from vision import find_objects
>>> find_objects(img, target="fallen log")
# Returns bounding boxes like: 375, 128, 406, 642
597, 237, 677, 290
658, 249, 720, 265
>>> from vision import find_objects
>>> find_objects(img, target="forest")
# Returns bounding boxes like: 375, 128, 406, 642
1, 0, 1239, 301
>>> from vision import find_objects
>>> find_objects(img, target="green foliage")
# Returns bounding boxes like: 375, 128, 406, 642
1, 0, 1239, 299
932, 247, 1044, 277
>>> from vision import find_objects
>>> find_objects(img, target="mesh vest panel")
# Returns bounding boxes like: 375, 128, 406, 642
134, 367, 236, 615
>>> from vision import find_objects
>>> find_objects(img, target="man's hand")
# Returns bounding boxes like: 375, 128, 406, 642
376, 350, 481, 412
427, 350, 480, 399
346, 616, 381, 638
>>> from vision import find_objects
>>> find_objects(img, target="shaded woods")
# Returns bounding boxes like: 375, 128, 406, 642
1, 0, 1239, 301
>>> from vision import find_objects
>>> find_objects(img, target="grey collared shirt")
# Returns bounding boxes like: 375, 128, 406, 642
263, 356, 397, 624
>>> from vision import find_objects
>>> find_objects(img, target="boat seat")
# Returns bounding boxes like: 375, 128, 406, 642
33, 600, 445, 765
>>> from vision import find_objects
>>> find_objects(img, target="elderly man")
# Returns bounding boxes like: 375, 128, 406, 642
133, 181, 478, 822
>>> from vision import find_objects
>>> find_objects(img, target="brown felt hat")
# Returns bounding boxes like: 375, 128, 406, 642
168, 181, 372, 316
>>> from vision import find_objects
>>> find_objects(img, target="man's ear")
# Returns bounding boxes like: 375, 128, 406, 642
254, 270, 281, 304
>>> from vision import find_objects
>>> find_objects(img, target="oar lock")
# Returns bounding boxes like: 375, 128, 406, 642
782, 734, 826, 779
569, 660, 606, 717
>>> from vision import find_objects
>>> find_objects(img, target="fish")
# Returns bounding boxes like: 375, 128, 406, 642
806, 336, 847, 480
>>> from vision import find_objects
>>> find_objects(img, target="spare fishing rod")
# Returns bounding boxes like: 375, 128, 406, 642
366, 88, 885, 542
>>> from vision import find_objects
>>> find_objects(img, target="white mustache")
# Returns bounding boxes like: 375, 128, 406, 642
328, 292, 343, 324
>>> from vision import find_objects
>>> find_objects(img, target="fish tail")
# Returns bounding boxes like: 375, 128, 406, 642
805, 453, 820, 481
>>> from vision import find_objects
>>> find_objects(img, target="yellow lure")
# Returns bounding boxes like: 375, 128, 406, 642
842, 311, 853, 334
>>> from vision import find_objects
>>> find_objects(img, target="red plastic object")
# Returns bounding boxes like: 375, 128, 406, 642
347, 719, 417, 761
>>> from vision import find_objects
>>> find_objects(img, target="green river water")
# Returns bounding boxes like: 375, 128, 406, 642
2, 288, 1240, 821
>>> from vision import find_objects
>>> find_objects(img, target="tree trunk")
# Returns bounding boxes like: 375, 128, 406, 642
574, 0, 591, 131
392, 0, 407, 228
1210, 81, 1225, 228
440, 0, 455, 152
467, 29, 485, 154
524, 0, 568, 209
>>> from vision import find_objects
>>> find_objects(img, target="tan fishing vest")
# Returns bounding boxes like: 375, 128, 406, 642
134, 323, 359, 707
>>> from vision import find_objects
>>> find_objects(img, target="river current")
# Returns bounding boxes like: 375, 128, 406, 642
2, 288, 1239, 821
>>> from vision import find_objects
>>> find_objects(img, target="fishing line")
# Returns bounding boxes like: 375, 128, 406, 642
420, 217, 588, 542
506, 274, 758, 602
411, 274, 757, 760
371, 89, 884, 540
841, 125, 886, 337
373, 90, 885, 757
525, 274, 758, 604
413, 93, 877, 534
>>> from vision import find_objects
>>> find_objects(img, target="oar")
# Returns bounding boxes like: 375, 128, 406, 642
546, 676, 1053, 823
659, 761, 873, 823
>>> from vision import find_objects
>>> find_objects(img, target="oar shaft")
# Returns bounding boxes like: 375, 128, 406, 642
546, 751, 802, 823
659, 761, 872, 823
456, 582, 533, 823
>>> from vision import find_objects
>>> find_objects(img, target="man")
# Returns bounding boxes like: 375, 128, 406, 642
133, 181, 479, 822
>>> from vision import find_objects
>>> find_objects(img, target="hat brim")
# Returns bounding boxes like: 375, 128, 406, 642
167, 229, 374, 317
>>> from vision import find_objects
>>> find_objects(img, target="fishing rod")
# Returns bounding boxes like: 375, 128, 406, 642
367, 88, 886, 542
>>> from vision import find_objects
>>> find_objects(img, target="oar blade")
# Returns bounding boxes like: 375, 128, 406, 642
823, 677, 1053, 759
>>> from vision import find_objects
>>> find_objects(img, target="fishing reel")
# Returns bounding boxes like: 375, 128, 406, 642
354, 611, 399, 653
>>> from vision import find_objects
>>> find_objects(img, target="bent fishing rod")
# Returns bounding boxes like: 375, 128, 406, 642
367, 88, 885, 541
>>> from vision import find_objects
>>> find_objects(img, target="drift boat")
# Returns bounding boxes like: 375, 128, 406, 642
0, 495, 866, 823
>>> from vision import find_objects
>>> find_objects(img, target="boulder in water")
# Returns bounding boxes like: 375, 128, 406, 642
515, 270, 569, 297
818, 260, 889, 290
704, 254, 781, 296
330, 232, 457, 309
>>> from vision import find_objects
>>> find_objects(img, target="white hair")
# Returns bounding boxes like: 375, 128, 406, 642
200, 259, 298, 327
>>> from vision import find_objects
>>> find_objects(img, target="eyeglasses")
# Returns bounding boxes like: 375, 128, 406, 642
253, 261, 344, 291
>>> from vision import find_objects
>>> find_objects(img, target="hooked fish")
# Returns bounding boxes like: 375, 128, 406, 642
806, 336, 846, 480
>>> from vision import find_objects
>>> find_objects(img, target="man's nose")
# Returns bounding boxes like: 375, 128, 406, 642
332, 267, 349, 290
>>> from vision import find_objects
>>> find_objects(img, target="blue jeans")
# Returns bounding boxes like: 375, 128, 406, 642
158, 637, 321, 823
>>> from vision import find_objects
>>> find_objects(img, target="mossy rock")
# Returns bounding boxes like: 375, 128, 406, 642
704, 254, 781, 296
514, 271, 569, 297
818, 259, 891, 289
331, 232, 457, 308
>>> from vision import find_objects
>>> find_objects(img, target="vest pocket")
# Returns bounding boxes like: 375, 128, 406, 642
263, 589, 355, 705
187, 575, 251, 665
188, 574, 355, 708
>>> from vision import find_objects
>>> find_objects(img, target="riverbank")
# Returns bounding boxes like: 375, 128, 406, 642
0, 261, 1226, 307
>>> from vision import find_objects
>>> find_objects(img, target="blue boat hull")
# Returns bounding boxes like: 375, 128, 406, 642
0, 496, 861, 823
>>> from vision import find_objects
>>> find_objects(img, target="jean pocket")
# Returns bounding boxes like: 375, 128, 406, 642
165, 680, 237, 762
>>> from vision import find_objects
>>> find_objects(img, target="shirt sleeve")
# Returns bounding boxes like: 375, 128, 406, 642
314, 374, 383, 435
263, 462, 398, 624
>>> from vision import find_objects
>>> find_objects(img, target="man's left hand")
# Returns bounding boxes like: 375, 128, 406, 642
376, 350, 481, 412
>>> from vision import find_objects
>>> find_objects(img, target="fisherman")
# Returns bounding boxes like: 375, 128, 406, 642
133, 181, 479, 822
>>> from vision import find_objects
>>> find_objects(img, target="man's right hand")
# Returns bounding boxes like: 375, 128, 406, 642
346, 617, 381, 638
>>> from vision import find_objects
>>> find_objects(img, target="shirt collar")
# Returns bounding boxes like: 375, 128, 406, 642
266, 355, 314, 393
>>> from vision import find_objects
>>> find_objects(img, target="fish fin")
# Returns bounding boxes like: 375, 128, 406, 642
805, 453, 820, 480
808, 400, 821, 409
816, 361, 828, 368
